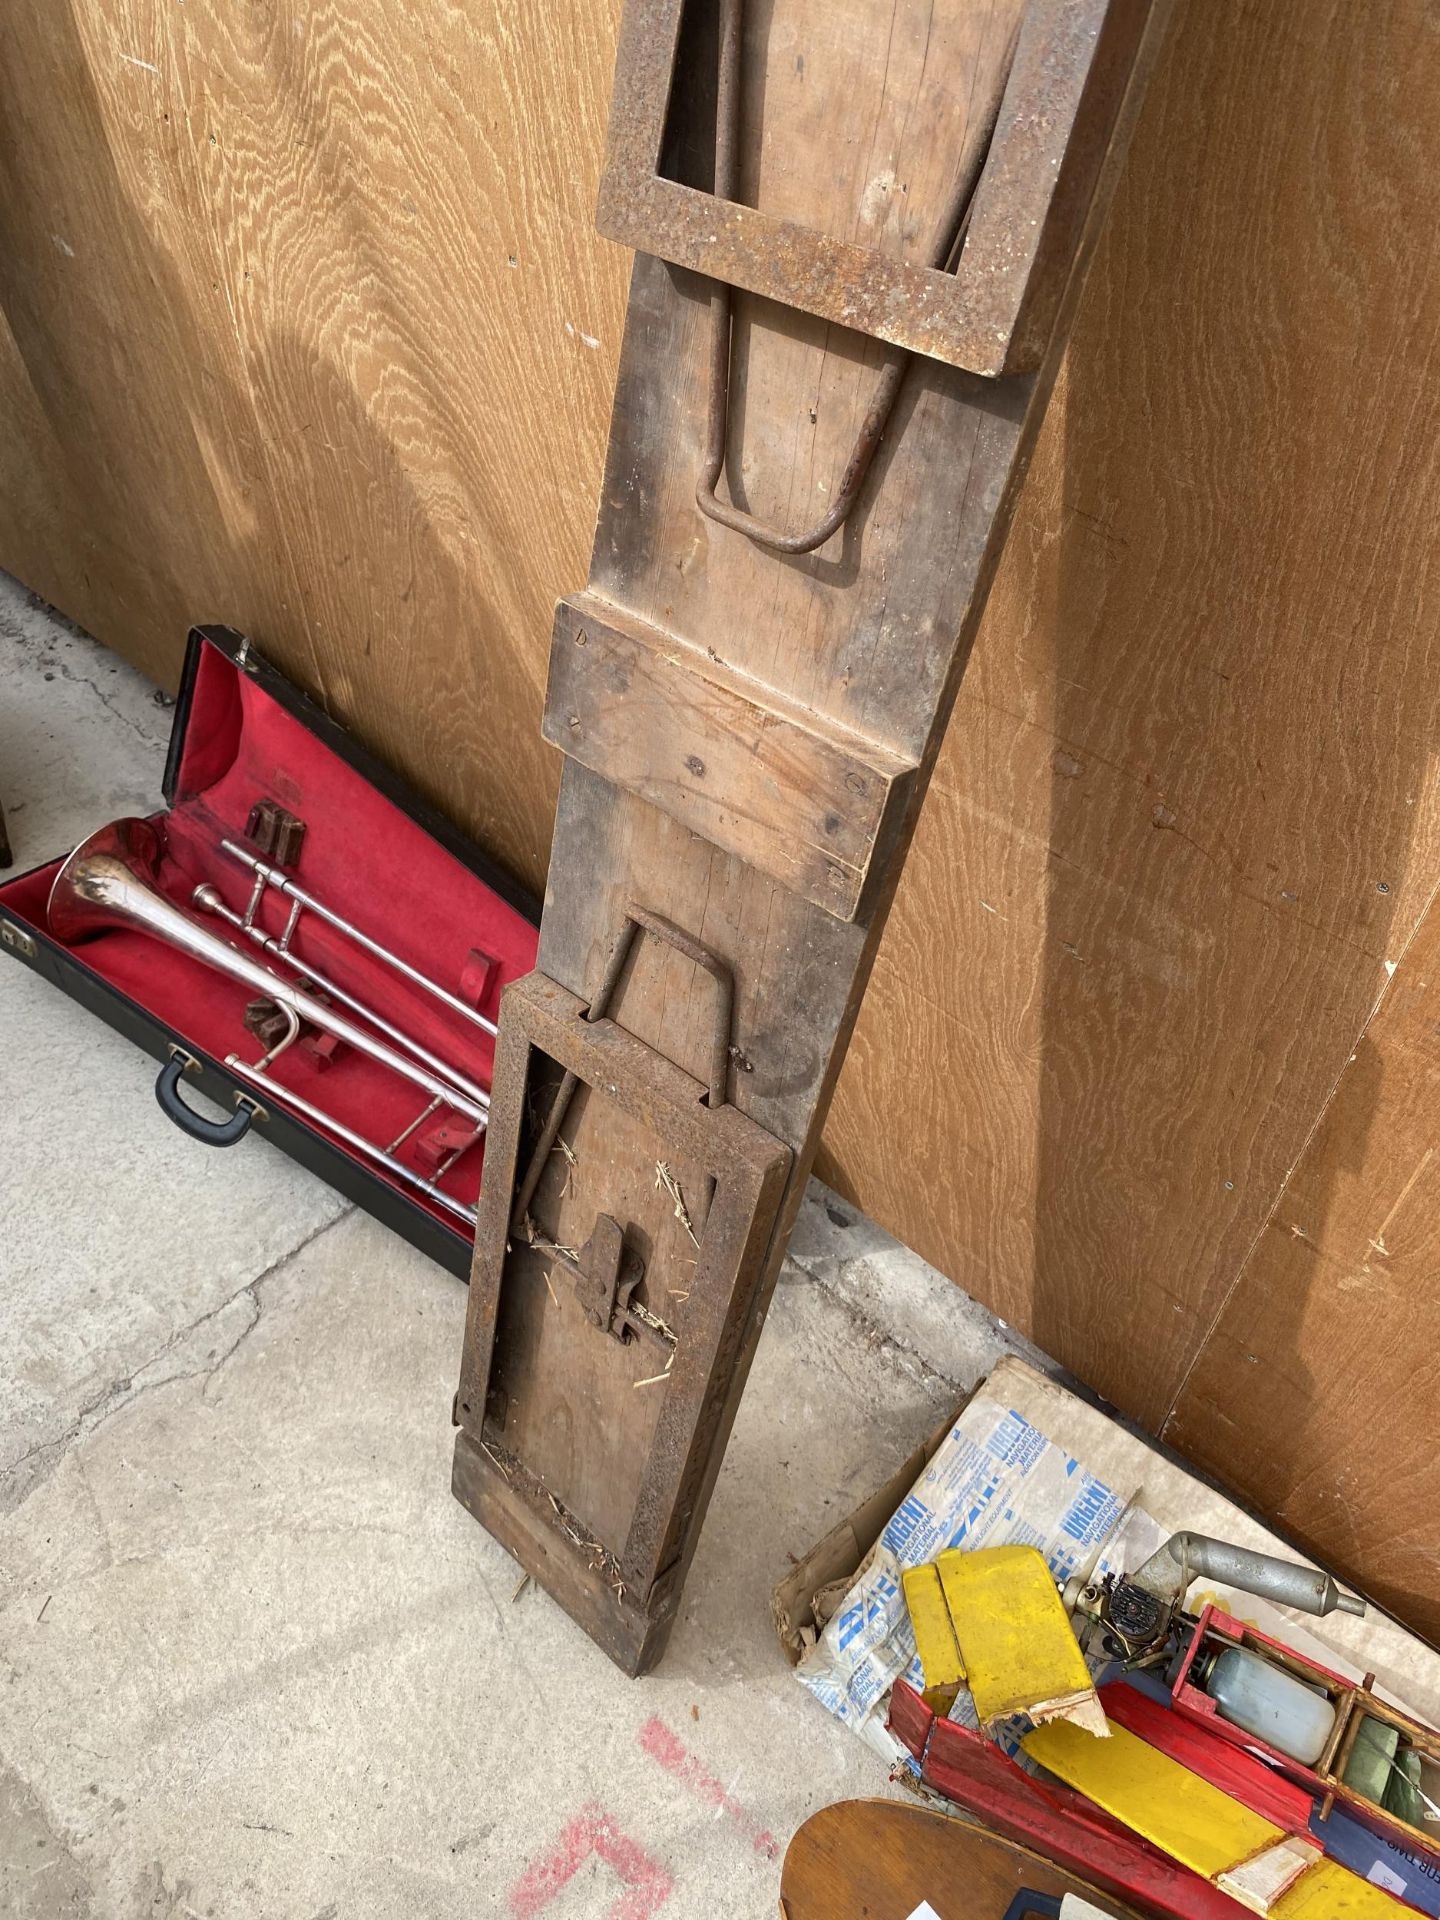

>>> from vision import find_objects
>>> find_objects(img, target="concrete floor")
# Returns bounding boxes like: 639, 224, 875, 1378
0, 572, 1044, 1918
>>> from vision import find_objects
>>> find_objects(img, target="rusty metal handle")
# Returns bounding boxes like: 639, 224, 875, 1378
509, 908, 736, 1234
696, 0, 1016, 556
598, 906, 733, 1110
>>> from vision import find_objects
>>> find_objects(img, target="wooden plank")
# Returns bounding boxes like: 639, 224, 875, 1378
898, 1690, 1298, 1920
937, 1544, 1104, 1734
1022, 1718, 1287, 1886
1165, 896, 1440, 1645
542, 594, 918, 919
455, 0, 1172, 1666
0, 0, 625, 892
1101, 1683, 1317, 1838
902, 1563, 966, 1705
1273, 1862, 1410, 1920
0, 312, 117, 642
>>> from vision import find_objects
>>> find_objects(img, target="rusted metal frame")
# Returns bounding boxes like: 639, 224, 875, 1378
696, 0, 1015, 555
453, 971, 791, 1628
597, 0, 1140, 376
508, 901, 732, 1236
458, 971, 787, 1422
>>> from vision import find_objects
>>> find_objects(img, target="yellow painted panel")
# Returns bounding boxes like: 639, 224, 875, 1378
1273, 1862, 1409, 1920
937, 1545, 1099, 1726
902, 1564, 966, 1699
1023, 1718, 1283, 1882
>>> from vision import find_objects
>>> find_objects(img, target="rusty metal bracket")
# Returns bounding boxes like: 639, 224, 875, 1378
598, 0, 1155, 377
528, 1209, 672, 1356
570, 1212, 663, 1351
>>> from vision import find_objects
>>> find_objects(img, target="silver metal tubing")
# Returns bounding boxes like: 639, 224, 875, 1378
48, 822, 487, 1126
225, 1054, 477, 1224
388, 1097, 443, 1154
49, 819, 488, 1214
1131, 1532, 1366, 1620
218, 838, 499, 1039
193, 883, 490, 1112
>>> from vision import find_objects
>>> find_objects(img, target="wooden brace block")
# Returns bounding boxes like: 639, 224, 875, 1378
936, 1544, 1106, 1735
543, 594, 918, 920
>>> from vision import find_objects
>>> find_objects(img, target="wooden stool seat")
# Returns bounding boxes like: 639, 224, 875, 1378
780, 1797, 1140, 1920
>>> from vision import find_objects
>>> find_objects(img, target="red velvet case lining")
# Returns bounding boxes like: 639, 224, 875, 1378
2, 638, 538, 1235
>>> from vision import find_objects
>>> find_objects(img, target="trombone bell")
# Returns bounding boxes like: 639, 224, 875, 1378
48, 817, 169, 945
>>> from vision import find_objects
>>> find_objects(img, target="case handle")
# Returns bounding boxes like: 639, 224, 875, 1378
155, 1051, 255, 1148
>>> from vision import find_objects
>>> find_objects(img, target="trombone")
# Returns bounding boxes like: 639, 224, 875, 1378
49, 818, 489, 1225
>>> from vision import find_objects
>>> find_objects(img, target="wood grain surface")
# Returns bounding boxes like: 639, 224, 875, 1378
780, 1796, 1133, 1920
3, 2, 1440, 1636
0, 0, 628, 889
1166, 895, 1440, 1642
542, 594, 919, 919
824, 0, 1440, 1472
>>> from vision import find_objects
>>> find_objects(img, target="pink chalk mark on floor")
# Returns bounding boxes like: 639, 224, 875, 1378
508, 1803, 673, 1919
638, 1717, 781, 1860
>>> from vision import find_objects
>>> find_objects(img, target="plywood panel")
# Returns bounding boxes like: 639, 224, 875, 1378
1166, 896, 1440, 1641
824, 0, 1440, 1431
0, 0, 627, 888
3, 0, 1440, 1622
